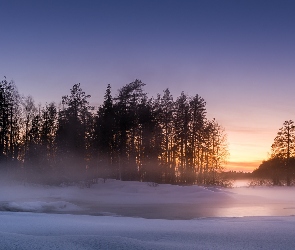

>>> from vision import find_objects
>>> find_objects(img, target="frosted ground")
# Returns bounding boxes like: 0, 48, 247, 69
1, 179, 295, 249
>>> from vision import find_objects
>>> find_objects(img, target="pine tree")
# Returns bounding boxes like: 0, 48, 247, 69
174, 92, 191, 183
271, 120, 295, 160
40, 103, 57, 176
156, 89, 175, 183
55, 83, 92, 182
21, 96, 37, 160
202, 119, 228, 184
188, 94, 207, 184
114, 79, 146, 180
93, 84, 117, 179
0, 78, 21, 173
271, 120, 295, 185
137, 97, 161, 182
25, 112, 42, 176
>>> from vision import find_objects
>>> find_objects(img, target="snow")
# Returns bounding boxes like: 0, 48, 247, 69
1, 179, 295, 249
1, 212, 295, 249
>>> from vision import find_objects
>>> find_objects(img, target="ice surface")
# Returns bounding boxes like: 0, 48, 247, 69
1, 179, 295, 249
1, 179, 295, 218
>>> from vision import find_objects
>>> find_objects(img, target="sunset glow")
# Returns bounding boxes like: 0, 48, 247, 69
226, 128, 275, 172
1, 1, 295, 173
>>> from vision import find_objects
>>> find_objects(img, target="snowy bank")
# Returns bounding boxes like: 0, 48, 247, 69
1, 212, 295, 250
1, 180, 295, 249
1, 179, 295, 218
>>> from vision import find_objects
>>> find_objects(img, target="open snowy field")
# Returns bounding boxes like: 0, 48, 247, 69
1, 212, 295, 250
1, 179, 295, 249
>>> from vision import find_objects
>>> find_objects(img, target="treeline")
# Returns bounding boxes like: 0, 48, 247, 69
253, 120, 295, 185
0, 78, 228, 185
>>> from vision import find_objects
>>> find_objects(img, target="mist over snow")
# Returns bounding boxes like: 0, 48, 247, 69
1, 180, 295, 249
1, 179, 295, 218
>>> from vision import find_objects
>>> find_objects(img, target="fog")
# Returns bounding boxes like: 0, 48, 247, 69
1, 179, 295, 219
1, 179, 295, 249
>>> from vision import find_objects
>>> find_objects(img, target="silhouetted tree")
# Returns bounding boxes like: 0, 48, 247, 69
93, 84, 117, 179
271, 120, 295, 160
188, 94, 207, 184
137, 97, 162, 182
39, 103, 57, 175
155, 88, 175, 183
25, 112, 42, 176
253, 158, 284, 185
55, 83, 92, 181
202, 119, 229, 185
0, 78, 21, 174
271, 120, 295, 185
255, 120, 295, 185
113, 79, 146, 180
0, 77, 230, 185
21, 96, 37, 161
174, 92, 190, 183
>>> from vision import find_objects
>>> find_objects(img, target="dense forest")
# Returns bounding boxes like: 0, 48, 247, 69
253, 120, 295, 186
0, 78, 229, 185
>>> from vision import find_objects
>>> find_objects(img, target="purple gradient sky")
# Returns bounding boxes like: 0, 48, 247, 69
1, 0, 295, 171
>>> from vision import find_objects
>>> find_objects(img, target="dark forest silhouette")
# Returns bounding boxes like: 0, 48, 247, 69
253, 120, 295, 186
0, 78, 229, 185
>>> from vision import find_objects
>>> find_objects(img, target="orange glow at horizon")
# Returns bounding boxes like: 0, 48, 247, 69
224, 125, 277, 172
226, 161, 262, 172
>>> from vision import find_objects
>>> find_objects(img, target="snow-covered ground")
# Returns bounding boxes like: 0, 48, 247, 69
1, 212, 295, 249
1, 179, 295, 249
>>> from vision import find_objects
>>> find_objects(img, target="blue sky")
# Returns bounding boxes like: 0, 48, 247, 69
1, 0, 295, 171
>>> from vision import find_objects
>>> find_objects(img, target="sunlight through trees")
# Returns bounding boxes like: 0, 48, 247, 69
0, 78, 229, 185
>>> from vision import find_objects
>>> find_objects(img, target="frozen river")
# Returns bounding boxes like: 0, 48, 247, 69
1, 179, 295, 219
1, 180, 295, 249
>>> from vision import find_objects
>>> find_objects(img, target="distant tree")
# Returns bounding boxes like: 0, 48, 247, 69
271, 120, 295, 160
270, 120, 295, 185
25, 111, 42, 175
113, 79, 146, 180
253, 158, 285, 185
174, 92, 190, 183
137, 97, 162, 182
21, 96, 37, 159
93, 84, 117, 179
0, 78, 21, 174
254, 120, 295, 186
155, 88, 175, 183
39, 103, 57, 175
202, 119, 229, 185
188, 94, 207, 184
154, 90, 228, 185
55, 83, 93, 181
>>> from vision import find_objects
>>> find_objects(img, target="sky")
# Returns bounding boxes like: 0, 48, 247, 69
1, 0, 295, 172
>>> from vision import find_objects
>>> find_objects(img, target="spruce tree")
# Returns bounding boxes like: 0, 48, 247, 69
55, 83, 92, 182
271, 120, 295, 185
